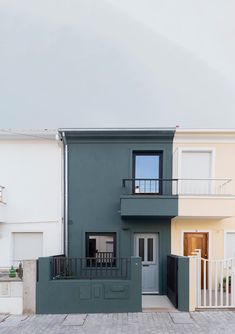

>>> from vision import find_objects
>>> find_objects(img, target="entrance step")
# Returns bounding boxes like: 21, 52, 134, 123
142, 295, 176, 312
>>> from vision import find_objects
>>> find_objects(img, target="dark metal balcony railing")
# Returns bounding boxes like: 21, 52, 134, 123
51, 256, 130, 280
122, 178, 233, 196
122, 178, 176, 196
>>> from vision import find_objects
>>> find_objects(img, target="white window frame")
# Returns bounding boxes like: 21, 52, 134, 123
11, 231, 44, 265
181, 229, 211, 259
177, 147, 215, 195
224, 230, 235, 259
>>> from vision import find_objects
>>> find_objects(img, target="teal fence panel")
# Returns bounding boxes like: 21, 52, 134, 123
36, 256, 141, 314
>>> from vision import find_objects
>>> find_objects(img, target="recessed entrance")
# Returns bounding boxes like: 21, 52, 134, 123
184, 232, 208, 288
134, 233, 159, 293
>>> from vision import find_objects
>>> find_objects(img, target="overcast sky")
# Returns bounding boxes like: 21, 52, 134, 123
0, 0, 235, 129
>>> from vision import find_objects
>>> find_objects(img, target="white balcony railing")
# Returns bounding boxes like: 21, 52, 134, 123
177, 179, 232, 196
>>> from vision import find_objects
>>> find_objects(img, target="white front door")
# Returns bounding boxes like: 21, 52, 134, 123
134, 233, 159, 293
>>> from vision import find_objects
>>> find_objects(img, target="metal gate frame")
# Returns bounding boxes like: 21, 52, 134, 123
167, 255, 178, 308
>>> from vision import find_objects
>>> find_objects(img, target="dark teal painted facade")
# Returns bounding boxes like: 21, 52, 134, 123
66, 130, 177, 295
36, 256, 142, 314
177, 256, 190, 312
37, 129, 178, 314
120, 195, 178, 218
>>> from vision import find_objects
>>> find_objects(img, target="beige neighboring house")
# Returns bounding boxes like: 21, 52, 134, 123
172, 129, 235, 261
171, 129, 235, 310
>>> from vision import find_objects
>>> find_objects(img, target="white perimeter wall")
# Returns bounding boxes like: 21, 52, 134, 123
0, 139, 63, 267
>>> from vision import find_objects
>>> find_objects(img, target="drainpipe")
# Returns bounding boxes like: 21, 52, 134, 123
61, 131, 69, 257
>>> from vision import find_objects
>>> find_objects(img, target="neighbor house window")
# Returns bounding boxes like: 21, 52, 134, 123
225, 232, 235, 259
12, 232, 43, 266
86, 233, 116, 261
133, 151, 162, 194
179, 150, 213, 195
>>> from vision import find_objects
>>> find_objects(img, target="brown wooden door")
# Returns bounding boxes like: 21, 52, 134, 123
184, 232, 208, 288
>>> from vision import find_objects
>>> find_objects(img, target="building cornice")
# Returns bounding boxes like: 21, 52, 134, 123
58, 128, 176, 141
0, 129, 57, 140
175, 128, 235, 144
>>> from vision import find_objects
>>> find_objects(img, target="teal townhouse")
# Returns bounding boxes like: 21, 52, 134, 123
36, 129, 179, 313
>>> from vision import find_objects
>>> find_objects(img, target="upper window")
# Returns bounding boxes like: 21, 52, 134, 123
133, 151, 162, 194
179, 150, 213, 195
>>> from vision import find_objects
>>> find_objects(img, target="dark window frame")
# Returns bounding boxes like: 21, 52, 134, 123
132, 151, 163, 195
85, 232, 117, 266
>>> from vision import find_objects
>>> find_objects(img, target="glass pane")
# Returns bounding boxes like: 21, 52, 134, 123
135, 155, 160, 193
138, 238, 145, 261
147, 238, 153, 262
88, 235, 114, 259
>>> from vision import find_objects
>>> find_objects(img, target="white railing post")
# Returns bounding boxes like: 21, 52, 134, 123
194, 249, 201, 307
215, 260, 218, 307
203, 259, 207, 306
231, 260, 235, 307
210, 260, 213, 306
225, 259, 229, 307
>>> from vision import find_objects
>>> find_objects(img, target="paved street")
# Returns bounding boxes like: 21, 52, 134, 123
0, 311, 235, 334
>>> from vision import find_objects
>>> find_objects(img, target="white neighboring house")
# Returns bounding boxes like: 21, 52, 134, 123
0, 129, 63, 268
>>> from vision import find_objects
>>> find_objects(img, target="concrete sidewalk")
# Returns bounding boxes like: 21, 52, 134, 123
0, 311, 235, 333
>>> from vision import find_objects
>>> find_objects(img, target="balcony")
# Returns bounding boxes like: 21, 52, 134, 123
120, 179, 178, 218
177, 178, 235, 219
120, 178, 235, 219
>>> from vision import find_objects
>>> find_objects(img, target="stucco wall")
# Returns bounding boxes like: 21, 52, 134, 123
171, 218, 231, 260
0, 139, 63, 267
0, 280, 23, 314
172, 131, 235, 260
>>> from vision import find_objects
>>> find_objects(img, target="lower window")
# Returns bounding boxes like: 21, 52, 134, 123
86, 233, 116, 265
12, 232, 43, 266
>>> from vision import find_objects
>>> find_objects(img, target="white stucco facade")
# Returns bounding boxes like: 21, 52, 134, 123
0, 130, 63, 268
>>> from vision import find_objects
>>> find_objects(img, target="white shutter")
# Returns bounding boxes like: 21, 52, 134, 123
180, 151, 212, 194
12, 232, 43, 264
226, 233, 235, 259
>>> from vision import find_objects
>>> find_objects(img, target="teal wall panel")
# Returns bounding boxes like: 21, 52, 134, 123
36, 257, 142, 314
120, 195, 178, 217
177, 256, 190, 311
